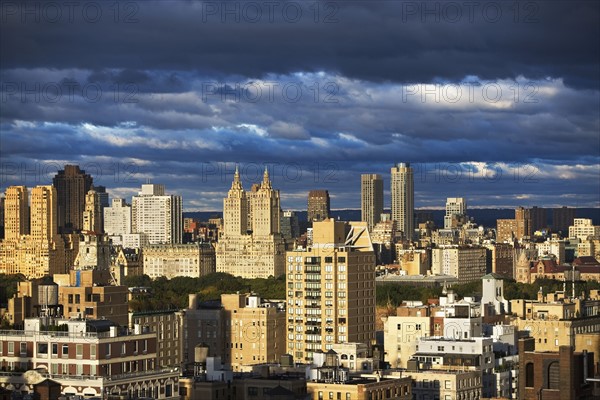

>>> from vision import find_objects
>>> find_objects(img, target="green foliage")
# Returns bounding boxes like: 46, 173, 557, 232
126, 273, 286, 311
0, 274, 26, 305
376, 278, 600, 307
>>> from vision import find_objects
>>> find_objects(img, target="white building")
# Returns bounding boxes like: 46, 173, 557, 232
407, 369, 482, 400
536, 238, 566, 264
412, 336, 495, 398
132, 184, 182, 244
143, 243, 215, 279
569, 218, 600, 241
444, 197, 467, 229
104, 198, 131, 236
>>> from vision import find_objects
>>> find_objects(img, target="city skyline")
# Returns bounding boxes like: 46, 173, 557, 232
1, 2, 599, 211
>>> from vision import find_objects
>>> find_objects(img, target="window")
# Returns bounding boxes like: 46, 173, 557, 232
90, 344, 96, 359
248, 387, 258, 396
76, 344, 83, 359
8, 342, 14, 355
525, 363, 534, 387
38, 343, 48, 355
52, 343, 58, 356
62, 344, 69, 357
548, 362, 560, 389
20, 342, 26, 355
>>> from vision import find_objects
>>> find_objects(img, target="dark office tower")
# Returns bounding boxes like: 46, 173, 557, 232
529, 206, 547, 233
552, 206, 577, 234
53, 165, 93, 233
280, 210, 300, 240
307, 190, 330, 222
95, 185, 109, 208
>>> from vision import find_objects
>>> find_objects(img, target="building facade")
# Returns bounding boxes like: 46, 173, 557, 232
361, 174, 384, 232
308, 190, 331, 223
143, 243, 216, 279
52, 165, 93, 233
285, 219, 376, 362
132, 184, 183, 245
390, 163, 414, 240
216, 168, 286, 279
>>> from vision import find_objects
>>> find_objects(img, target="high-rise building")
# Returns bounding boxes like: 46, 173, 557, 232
281, 210, 300, 240
82, 189, 103, 233
0, 195, 4, 239
529, 206, 547, 233
552, 206, 576, 234
4, 186, 29, 240
131, 184, 182, 244
307, 190, 330, 222
515, 206, 532, 239
0, 185, 68, 278
104, 198, 132, 236
30, 185, 58, 243
569, 218, 600, 240
285, 219, 376, 362
361, 174, 384, 231
216, 168, 286, 278
94, 185, 109, 208
496, 219, 518, 242
444, 197, 467, 229
391, 163, 414, 239
53, 165, 93, 233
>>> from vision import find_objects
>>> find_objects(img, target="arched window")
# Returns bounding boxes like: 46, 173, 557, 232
525, 363, 535, 387
548, 361, 560, 389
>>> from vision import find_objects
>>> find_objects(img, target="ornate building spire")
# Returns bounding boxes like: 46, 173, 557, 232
261, 166, 272, 190
230, 165, 244, 192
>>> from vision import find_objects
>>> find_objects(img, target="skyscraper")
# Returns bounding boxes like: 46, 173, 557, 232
0, 185, 69, 278
515, 206, 532, 239
53, 165, 93, 233
104, 198, 132, 237
95, 185, 109, 208
4, 186, 29, 240
307, 190, 330, 222
285, 219, 376, 362
216, 167, 286, 278
132, 184, 182, 244
529, 206, 547, 233
391, 163, 414, 239
30, 185, 58, 242
444, 197, 467, 229
361, 174, 384, 231
83, 189, 103, 233
553, 207, 576, 234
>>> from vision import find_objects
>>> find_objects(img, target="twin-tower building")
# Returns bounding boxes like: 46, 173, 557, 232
216, 167, 286, 279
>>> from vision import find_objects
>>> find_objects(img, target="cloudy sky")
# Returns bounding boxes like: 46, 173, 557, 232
1, 1, 599, 211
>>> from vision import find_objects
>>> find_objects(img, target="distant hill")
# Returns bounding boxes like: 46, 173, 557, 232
184, 208, 599, 228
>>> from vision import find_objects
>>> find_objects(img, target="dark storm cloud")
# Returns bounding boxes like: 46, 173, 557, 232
1, 0, 599, 209
1, 1, 598, 88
